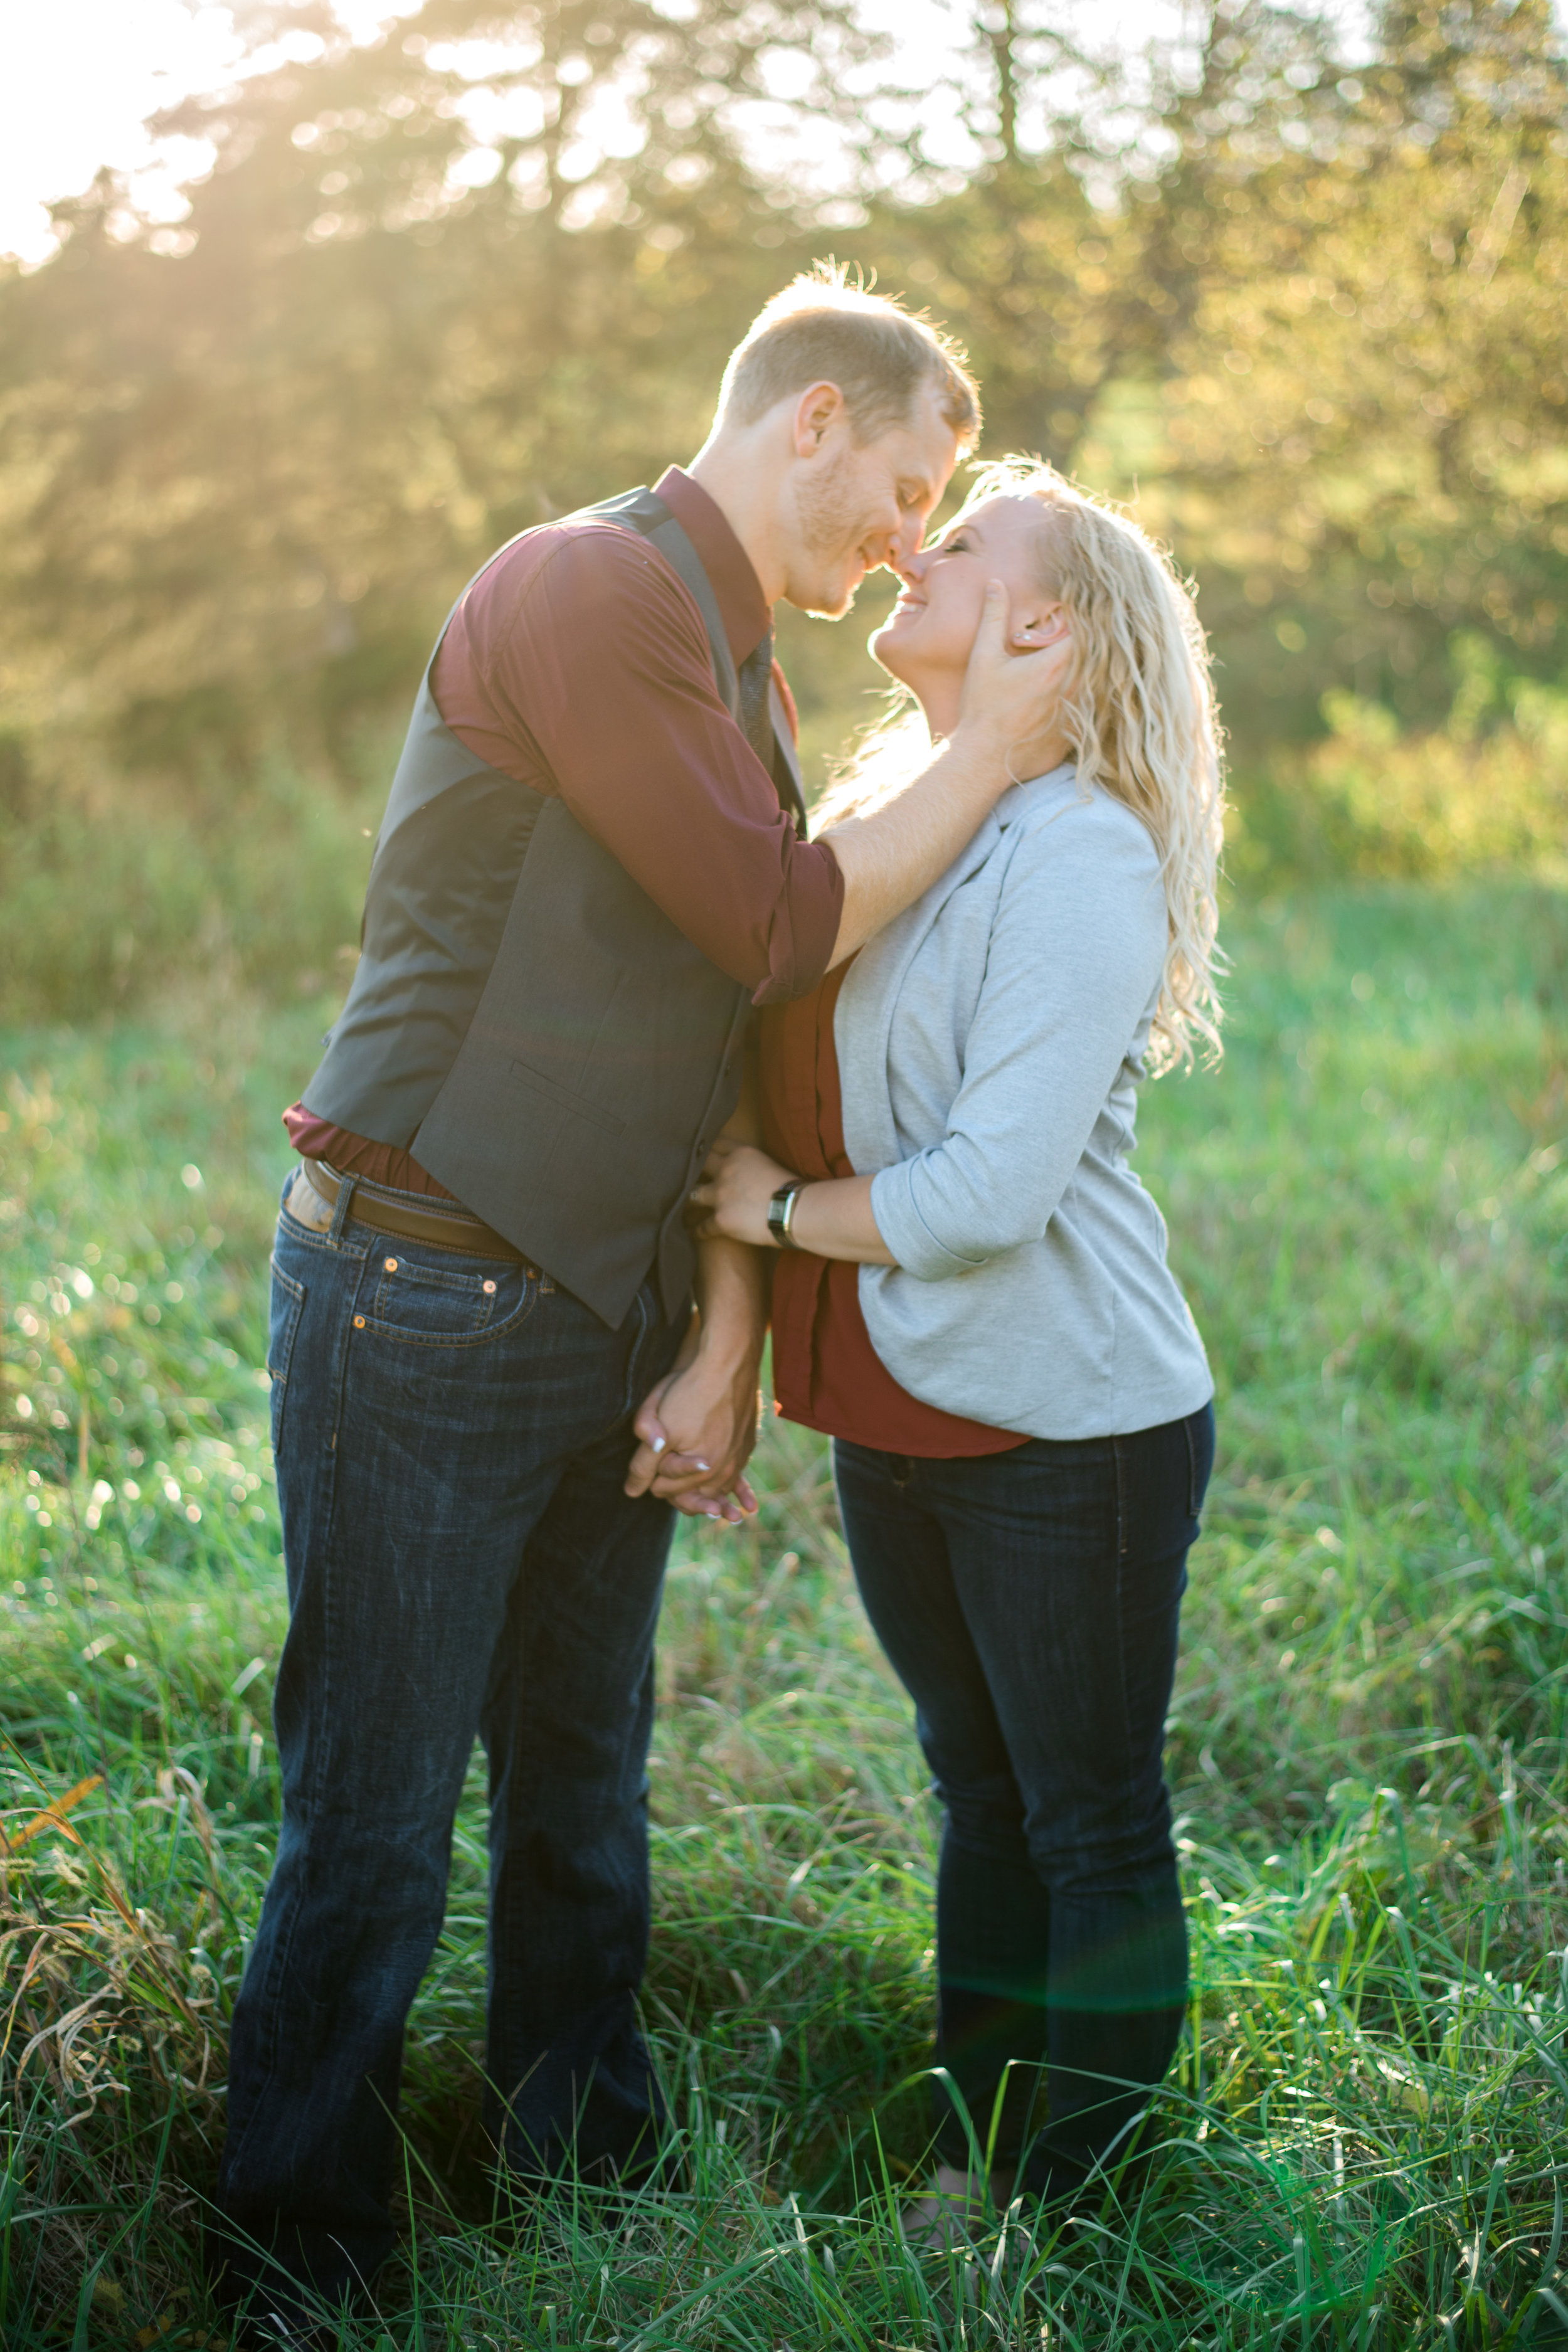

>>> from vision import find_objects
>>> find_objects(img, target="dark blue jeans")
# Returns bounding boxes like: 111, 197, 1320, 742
212, 1176, 685, 2310
834, 1403, 1213, 2196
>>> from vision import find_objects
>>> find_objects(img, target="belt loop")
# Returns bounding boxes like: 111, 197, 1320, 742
326, 1167, 359, 1249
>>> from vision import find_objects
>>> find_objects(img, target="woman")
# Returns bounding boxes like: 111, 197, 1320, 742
691, 461, 1223, 2236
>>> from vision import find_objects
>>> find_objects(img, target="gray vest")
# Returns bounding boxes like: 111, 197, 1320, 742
303, 484, 805, 1327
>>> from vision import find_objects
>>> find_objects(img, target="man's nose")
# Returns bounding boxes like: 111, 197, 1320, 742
869, 521, 904, 573
893, 509, 927, 569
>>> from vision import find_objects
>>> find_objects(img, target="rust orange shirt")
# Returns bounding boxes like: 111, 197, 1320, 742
758, 964, 1026, 1458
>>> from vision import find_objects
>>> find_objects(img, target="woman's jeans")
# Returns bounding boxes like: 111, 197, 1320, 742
834, 1404, 1213, 2195
211, 1177, 685, 2311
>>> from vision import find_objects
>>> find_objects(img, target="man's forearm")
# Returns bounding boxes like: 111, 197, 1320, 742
702, 1060, 768, 1347
821, 725, 1011, 968
692, 1231, 768, 1372
820, 593, 1074, 967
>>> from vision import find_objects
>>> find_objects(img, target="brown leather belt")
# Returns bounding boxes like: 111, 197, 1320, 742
298, 1157, 531, 1264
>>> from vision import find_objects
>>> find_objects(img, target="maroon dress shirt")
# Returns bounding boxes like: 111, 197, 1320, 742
286, 468, 842, 1192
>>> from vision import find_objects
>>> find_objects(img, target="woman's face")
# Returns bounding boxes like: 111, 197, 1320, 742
871, 494, 1065, 720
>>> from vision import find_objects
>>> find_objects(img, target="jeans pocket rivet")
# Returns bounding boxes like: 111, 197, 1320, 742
353, 1315, 366, 1328
384, 1256, 398, 1273
483, 1279, 496, 1295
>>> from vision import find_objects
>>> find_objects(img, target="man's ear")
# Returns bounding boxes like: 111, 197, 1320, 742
793, 380, 846, 457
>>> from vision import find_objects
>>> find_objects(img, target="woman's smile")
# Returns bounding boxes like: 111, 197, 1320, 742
873, 496, 1049, 698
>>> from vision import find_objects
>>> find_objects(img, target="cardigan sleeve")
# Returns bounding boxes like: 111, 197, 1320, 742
867, 800, 1169, 1281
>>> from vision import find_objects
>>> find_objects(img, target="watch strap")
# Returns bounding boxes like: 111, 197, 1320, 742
766, 1179, 806, 1249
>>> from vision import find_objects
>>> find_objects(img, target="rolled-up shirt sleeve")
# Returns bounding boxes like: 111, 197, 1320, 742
868, 811, 1169, 1278
462, 526, 842, 1003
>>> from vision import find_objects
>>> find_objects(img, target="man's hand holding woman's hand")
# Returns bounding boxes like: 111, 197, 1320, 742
623, 1159, 773, 1522
623, 1326, 761, 1522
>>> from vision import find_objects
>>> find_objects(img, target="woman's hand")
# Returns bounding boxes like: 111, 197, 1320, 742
692, 1140, 898, 1266
688, 1137, 799, 1249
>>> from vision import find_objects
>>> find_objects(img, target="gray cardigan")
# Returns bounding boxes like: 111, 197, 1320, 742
837, 763, 1213, 1441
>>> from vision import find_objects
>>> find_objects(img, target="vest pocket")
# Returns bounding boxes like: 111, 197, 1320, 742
508, 1059, 627, 1134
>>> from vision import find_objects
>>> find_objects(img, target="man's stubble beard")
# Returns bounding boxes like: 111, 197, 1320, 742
790, 448, 877, 617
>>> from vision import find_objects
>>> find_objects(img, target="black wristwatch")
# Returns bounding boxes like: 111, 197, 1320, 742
766, 1179, 807, 1250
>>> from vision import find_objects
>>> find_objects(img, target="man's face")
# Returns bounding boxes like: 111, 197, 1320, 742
779, 378, 963, 618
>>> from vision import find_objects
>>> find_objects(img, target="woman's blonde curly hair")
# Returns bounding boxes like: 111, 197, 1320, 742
823, 459, 1226, 1073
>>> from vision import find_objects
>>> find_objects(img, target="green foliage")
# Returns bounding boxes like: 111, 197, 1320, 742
1233, 645, 1568, 880
3, 881, 1568, 2341
2, 0, 1564, 790
1105, 0, 1568, 748
0, 0, 866, 750
3, 13, 1565, 2330
0, 744, 384, 1024
0, 0, 1559, 1014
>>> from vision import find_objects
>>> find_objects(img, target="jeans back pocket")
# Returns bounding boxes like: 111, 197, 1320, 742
268, 1257, 307, 1458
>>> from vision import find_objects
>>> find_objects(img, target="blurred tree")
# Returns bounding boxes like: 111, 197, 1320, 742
0, 0, 1562, 781
0, 0, 866, 758
861, 0, 1566, 748
1121, 0, 1568, 740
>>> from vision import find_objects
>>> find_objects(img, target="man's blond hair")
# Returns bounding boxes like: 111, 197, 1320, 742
718, 263, 981, 447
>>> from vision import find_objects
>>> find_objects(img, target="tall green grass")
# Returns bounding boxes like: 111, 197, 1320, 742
0, 746, 387, 1025
3, 878, 1567, 2346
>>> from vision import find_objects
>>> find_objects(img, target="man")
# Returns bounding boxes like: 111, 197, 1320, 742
209, 266, 1069, 2328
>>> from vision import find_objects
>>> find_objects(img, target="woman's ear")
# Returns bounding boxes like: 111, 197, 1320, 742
1009, 600, 1070, 650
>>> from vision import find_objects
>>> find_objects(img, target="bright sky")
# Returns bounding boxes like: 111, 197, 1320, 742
0, 0, 405, 263
2, 0, 1226, 268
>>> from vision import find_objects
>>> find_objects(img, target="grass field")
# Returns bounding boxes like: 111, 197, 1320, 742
3, 875, 1568, 2348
